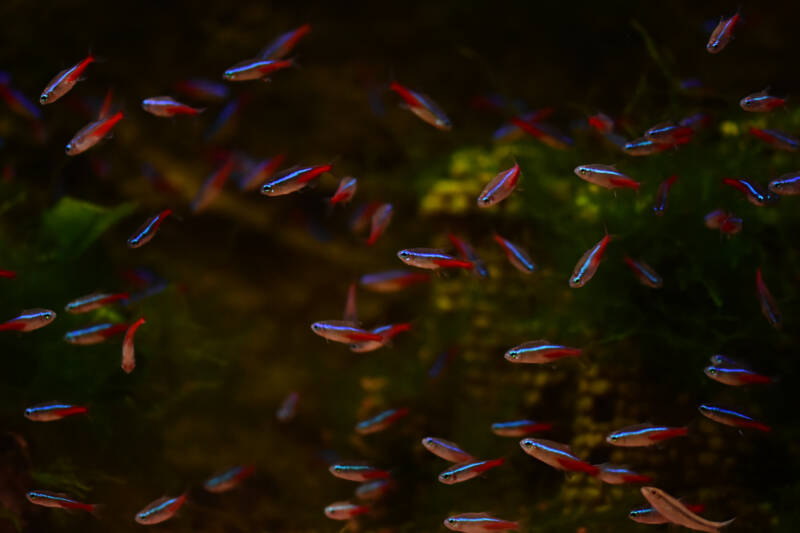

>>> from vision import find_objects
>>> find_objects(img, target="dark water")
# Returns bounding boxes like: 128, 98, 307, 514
0, 1, 799, 531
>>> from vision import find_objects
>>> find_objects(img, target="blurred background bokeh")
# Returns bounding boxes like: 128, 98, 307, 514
0, 0, 798, 531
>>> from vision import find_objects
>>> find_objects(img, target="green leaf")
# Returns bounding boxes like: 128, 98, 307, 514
40, 197, 135, 261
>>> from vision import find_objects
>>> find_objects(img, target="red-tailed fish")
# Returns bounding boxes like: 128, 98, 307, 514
349, 323, 412, 353
330, 176, 358, 205
722, 178, 779, 206
65, 292, 128, 314
324, 501, 370, 520
749, 127, 799, 152
756, 268, 782, 329
192, 158, 236, 213
121, 317, 145, 374
569, 233, 611, 288
477, 163, 521, 207
504, 340, 582, 364
519, 438, 598, 475
25, 402, 88, 422
0, 309, 56, 332
203, 465, 255, 493
260, 24, 311, 60
438, 458, 505, 484
355, 479, 394, 501
606, 423, 688, 447
574, 164, 640, 190
142, 96, 204, 117
223, 58, 295, 82
704, 359, 773, 386
134, 493, 187, 525
768, 171, 800, 195
389, 81, 452, 130
698, 404, 770, 432
127, 209, 172, 248
449, 234, 489, 278
641, 486, 735, 532
355, 407, 409, 435
653, 174, 678, 216
260, 164, 331, 196
444, 513, 520, 532
397, 248, 472, 270
359, 270, 429, 292
26, 490, 100, 514
40, 53, 94, 105
493, 234, 536, 274
623, 256, 663, 289
740, 89, 786, 112
629, 503, 707, 525
421, 437, 475, 463
64, 323, 128, 345
310, 321, 384, 343
65, 110, 123, 155
367, 203, 393, 246
645, 122, 693, 145
594, 463, 653, 484
706, 11, 740, 54
329, 463, 390, 482
491, 420, 552, 437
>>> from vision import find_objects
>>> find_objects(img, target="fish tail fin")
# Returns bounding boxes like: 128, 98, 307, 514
433, 258, 473, 269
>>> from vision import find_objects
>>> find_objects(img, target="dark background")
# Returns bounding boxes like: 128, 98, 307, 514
0, 1, 798, 531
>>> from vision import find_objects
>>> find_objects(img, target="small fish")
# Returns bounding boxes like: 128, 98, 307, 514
645, 122, 693, 145
205, 95, 247, 141
623, 136, 673, 156
64, 323, 128, 345
329, 463, 390, 482
679, 113, 712, 131
355, 407, 409, 434
26, 490, 99, 514
276, 391, 299, 422
588, 112, 614, 134
493, 234, 536, 274
259, 24, 311, 60
203, 465, 255, 493
699, 404, 770, 432
510, 117, 573, 150
641, 486, 735, 532
722, 178, 779, 206
359, 270, 430, 292
355, 479, 394, 500
389, 81, 452, 130
653, 174, 678, 216
127, 209, 173, 248
606, 423, 688, 446
477, 163, 521, 207
491, 420, 552, 437
349, 323, 412, 353
310, 320, 384, 343
367, 203, 393, 246
261, 164, 331, 196
438, 458, 505, 484
493, 109, 553, 141
223, 58, 295, 82
238, 154, 287, 191
705, 210, 728, 229
768, 171, 800, 195
324, 501, 369, 520
134, 493, 187, 525
444, 512, 520, 532
623, 256, 663, 289
174, 78, 230, 101
629, 503, 707, 525
505, 340, 582, 364
448, 234, 489, 278
25, 402, 88, 422
65, 292, 128, 314
704, 362, 772, 386
0, 74, 43, 120
740, 89, 786, 112
719, 215, 743, 236
121, 317, 145, 374
192, 158, 236, 213
749, 127, 799, 152
343, 282, 358, 323
40, 53, 94, 105
397, 248, 472, 270
519, 438, 598, 475
0, 309, 56, 332
706, 11, 740, 54
349, 202, 382, 233
574, 164, 640, 190
65, 110, 123, 155
756, 268, 782, 329
594, 463, 653, 484
421, 437, 475, 463
330, 177, 358, 204
142, 96, 204, 117
569, 233, 611, 288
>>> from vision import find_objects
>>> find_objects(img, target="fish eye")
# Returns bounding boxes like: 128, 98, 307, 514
440, 472, 451, 479
65, 144, 72, 153
708, 368, 717, 375
608, 434, 618, 441
521, 440, 532, 448
39, 94, 48, 103
447, 518, 456, 524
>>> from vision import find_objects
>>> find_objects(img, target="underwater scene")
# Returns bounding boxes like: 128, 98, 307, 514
0, 1, 799, 531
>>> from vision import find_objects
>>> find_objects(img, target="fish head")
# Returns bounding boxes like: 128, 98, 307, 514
704, 366, 720, 380
65, 142, 76, 155
504, 348, 522, 362
222, 70, 238, 81
39, 92, 49, 105
574, 165, 591, 177
477, 192, 494, 207
640, 486, 660, 500
310, 322, 326, 335
519, 438, 542, 456
438, 470, 456, 484
443, 517, 461, 531
396, 250, 412, 264
605, 432, 621, 445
